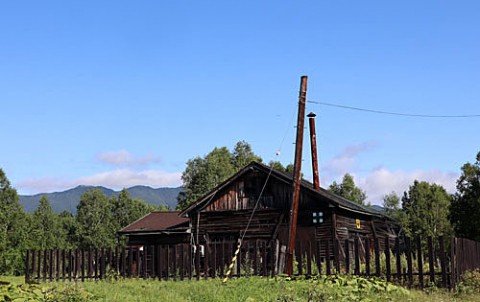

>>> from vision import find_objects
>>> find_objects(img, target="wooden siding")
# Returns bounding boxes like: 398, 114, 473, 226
192, 167, 399, 257
194, 209, 285, 243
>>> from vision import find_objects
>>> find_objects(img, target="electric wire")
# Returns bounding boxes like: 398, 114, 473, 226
308, 100, 480, 118
223, 110, 295, 283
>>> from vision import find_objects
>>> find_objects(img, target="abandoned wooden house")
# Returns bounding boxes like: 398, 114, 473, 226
120, 161, 400, 264
181, 161, 400, 255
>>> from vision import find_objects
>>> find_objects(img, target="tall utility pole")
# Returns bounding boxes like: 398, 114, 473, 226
286, 75, 308, 276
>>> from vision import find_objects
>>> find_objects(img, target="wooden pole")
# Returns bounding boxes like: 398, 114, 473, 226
286, 75, 308, 276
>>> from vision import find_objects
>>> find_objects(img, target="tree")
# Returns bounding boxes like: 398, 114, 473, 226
76, 189, 116, 249
402, 180, 452, 238
383, 191, 400, 212
177, 141, 262, 210
57, 210, 79, 249
232, 140, 262, 170
111, 188, 157, 231
382, 191, 408, 227
450, 151, 480, 241
328, 173, 367, 205
31, 196, 61, 250
0, 168, 29, 274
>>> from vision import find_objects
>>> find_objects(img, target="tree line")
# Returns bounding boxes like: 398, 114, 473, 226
0, 169, 167, 275
2, 139, 479, 275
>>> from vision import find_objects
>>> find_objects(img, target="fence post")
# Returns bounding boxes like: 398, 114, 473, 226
166, 245, 170, 280
439, 236, 448, 288
417, 237, 424, 288
374, 238, 380, 277
365, 238, 370, 277
31, 250, 36, 283
345, 239, 350, 275
143, 246, 148, 280
37, 250, 41, 282
296, 241, 303, 275
101, 249, 106, 280
354, 237, 360, 275
385, 237, 391, 282
315, 240, 322, 275
406, 237, 413, 287
62, 250, 66, 281
395, 237, 401, 283
195, 244, 200, 280
326, 240, 331, 275
25, 250, 31, 283
450, 237, 456, 289
179, 244, 184, 280
56, 249, 60, 280
307, 241, 312, 276
156, 245, 162, 280
335, 239, 341, 273
77, 249, 81, 282
428, 236, 435, 285
49, 250, 53, 281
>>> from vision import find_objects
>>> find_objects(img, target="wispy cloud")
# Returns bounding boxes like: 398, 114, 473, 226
96, 150, 161, 167
16, 169, 182, 194
322, 141, 378, 177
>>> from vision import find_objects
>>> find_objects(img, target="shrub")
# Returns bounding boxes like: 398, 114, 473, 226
457, 269, 480, 294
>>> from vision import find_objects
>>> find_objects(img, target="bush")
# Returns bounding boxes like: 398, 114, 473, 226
0, 280, 97, 302
457, 269, 480, 294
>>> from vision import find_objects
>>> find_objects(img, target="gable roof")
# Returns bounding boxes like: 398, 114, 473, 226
118, 211, 189, 234
181, 161, 391, 220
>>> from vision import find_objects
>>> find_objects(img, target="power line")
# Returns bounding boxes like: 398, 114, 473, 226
308, 101, 480, 118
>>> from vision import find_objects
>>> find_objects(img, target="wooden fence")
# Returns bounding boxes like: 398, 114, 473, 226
25, 236, 480, 289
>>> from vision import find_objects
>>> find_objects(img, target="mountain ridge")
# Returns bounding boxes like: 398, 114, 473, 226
19, 185, 182, 214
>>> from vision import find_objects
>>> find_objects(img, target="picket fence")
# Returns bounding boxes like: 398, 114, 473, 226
25, 236, 480, 289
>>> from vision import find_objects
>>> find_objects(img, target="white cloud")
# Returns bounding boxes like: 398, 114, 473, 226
322, 141, 378, 177
16, 177, 74, 194
357, 168, 458, 205
16, 169, 182, 194
96, 150, 161, 167
77, 169, 182, 189
320, 141, 459, 206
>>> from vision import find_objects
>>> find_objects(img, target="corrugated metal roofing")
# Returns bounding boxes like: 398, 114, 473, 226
119, 211, 189, 234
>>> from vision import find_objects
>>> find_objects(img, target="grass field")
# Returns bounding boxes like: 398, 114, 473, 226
1, 275, 479, 301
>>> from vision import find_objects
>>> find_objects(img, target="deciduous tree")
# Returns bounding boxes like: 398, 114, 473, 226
0, 168, 29, 274
450, 151, 480, 241
76, 189, 116, 249
177, 141, 262, 210
328, 173, 367, 205
402, 180, 452, 238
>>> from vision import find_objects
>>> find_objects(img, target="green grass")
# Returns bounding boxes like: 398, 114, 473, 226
1, 275, 479, 302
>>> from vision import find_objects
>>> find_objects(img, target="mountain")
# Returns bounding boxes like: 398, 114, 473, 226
19, 185, 183, 214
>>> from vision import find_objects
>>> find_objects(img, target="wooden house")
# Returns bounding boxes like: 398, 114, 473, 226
181, 161, 400, 258
119, 161, 400, 264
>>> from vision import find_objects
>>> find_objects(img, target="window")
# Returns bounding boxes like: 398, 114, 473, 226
312, 211, 324, 224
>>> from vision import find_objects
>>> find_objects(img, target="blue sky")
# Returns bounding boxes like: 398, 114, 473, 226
1, 1, 479, 204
